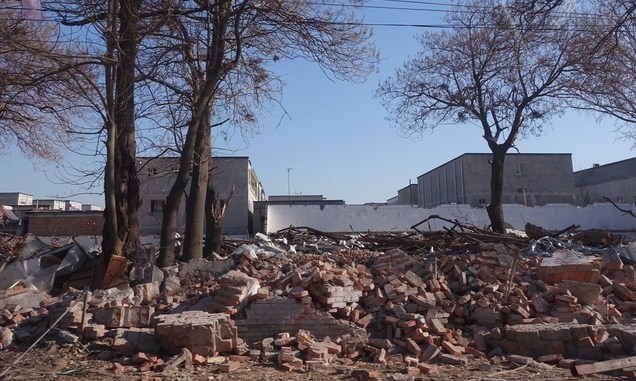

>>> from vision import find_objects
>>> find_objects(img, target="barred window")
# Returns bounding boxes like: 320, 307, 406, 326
151, 199, 165, 213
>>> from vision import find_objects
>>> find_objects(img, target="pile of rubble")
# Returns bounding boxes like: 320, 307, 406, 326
1, 224, 636, 379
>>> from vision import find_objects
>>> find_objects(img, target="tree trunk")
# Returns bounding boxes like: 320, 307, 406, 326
486, 148, 507, 233
158, 1, 232, 264
157, 118, 201, 267
182, 109, 211, 261
100, 0, 120, 285
99, 118, 121, 287
157, 187, 182, 267
114, 0, 141, 261
205, 215, 223, 258
204, 182, 222, 257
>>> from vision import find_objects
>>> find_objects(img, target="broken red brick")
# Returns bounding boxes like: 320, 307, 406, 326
131, 352, 149, 365
417, 363, 439, 374
441, 341, 463, 356
356, 313, 374, 328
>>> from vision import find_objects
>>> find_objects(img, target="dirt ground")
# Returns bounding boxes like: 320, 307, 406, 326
0, 343, 631, 381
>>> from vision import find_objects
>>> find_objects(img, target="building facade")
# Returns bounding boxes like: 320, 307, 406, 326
416, 153, 576, 208
0, 192, 33, 206
137, 156, 265, 236
0, 205, 22, 235
31, 199, 85, 211
574, 157, 636, 205
397, 184, 418, 206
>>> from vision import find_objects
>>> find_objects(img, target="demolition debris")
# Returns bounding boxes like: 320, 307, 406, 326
0, 223, 636, 379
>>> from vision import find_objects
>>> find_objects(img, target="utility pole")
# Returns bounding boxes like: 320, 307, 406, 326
286, 168, 293, 203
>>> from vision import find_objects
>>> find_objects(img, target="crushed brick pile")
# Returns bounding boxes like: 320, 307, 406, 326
1, 229, 636, 378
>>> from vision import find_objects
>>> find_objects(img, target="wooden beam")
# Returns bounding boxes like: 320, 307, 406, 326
575, 356, 636, 376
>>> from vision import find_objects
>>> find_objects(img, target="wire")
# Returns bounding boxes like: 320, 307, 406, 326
0, 0, 608, 23
0, 0, 622, 43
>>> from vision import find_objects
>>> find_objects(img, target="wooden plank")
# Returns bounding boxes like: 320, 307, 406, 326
575, 356, 636, 375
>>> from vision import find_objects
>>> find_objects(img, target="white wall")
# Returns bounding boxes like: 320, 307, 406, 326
266, 203, 636, 233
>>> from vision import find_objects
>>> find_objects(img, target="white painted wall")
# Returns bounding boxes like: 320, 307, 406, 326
266, 203, 636, 233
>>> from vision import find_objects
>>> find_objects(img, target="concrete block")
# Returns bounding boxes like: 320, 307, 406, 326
108, 328, 161, 354
154, 311, 238, 356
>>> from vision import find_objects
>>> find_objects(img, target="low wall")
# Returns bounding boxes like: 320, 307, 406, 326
265, 203, 636, 233
236, 298, 361, 344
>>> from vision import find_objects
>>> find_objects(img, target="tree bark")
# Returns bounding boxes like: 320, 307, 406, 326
182, 109, 211, 261
100, 0, 120, 280
114, 0, 141, 261
157, 118, 201, 267
204, 181, 221, 258
486, 148, 507, 233
99, 0, 140, 287
157, 182, 182, 267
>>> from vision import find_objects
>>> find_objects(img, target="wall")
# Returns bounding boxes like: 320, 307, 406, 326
417, 154, 576, 208
33, 199, 66, 210
265, 203, 636, 233
575, 157, 636, 205
0, 193, 33, 206
65, 200, 83, 211
236, 298, 361, 344
397, 184, 418, 206
137, 157, 184, 235
27, 211, 103, 236
213, 157, 250, 235
577, 177, 636, 205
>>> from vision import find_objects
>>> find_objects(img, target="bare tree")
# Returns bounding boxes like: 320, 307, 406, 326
142, 0, 378, 265
54, 0, 144, 279
0, 0, 146, 286
106, 0, 142, 264
376, 0, 591, 233
568, 1, 636, 146
0, 8, 94, 161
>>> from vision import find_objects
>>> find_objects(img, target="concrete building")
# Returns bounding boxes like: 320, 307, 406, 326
0, 192, 33, 206
137, 156, 265, 236
397, 184, 418, 206
65, 200, 83, 211
0, 193, 99, 213
81, 204, 103, 211
0, 205, 22, 235
416, 153, 576, 208
574, 157, 636, 205
386, 184, 418, 206
33, 199, 66, 211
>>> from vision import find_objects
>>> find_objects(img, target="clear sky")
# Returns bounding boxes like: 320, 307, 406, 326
1, 1, 635, 206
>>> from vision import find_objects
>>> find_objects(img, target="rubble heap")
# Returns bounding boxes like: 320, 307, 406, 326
1, 225, 636, 379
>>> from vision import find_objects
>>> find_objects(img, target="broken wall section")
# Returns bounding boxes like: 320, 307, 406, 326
236, 298, 364, 345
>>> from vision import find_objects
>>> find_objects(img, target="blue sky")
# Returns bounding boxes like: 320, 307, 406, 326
1, 1, 635, 206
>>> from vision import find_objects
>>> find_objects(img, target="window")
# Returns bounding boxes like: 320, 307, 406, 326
515, 162, 524, 176
151, 199, 165, 213
147, 167, 158, 177
478, 198, 487, 205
